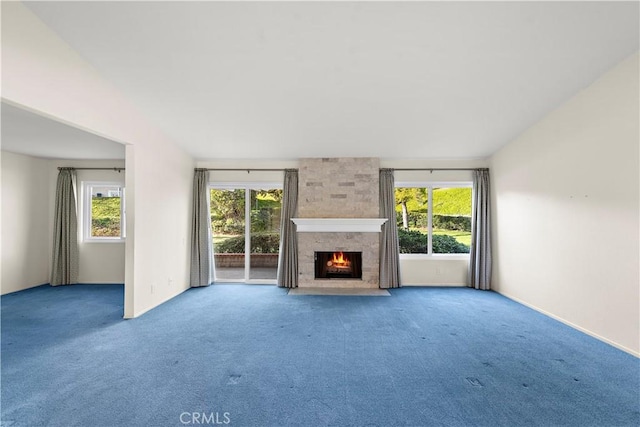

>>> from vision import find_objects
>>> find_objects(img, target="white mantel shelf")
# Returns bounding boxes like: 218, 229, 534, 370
291, 218, 387, 233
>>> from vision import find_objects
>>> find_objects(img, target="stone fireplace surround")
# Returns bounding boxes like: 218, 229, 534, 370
296, 158, 382, 288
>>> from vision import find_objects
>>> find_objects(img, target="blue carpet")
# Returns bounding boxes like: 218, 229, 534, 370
2, 284, 638, 426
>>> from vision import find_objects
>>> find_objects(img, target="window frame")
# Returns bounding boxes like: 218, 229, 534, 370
82, 181, 126, 243
395, 181, 473, 258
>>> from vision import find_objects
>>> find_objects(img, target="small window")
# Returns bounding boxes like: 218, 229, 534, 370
83, 182, 125, 241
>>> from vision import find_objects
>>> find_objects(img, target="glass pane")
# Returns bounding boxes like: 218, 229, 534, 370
395, 187, 428, 254
432, 187, 472, 254
249, 189, 282, 280
91, 186, 121, 237
211, 188, 246, 280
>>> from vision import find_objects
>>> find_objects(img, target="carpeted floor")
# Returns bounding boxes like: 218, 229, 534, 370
1, 284, 638, 427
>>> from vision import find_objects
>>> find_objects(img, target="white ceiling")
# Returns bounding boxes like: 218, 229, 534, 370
11, 1, 640, 160
1, 103, 125, 160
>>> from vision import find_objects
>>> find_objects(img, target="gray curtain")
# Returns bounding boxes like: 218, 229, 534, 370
277, 169, 298, 288
469, 169, 492, 290
379, 169, 401, 289
50, 168, 79, 286
190, 169, 213, 287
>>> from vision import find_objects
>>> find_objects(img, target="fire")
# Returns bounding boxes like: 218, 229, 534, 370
327, 251, 350, 268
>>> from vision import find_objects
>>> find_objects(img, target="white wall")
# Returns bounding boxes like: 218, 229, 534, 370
128, 143, 194, 318
3, 3, 195, 317
196, 159, 298, 184
1, 151, 50, 294
47, 160, 126, 284
491, 53, 639, 355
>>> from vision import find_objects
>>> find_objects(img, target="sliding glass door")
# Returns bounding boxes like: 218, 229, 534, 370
249, 189, 282, 280
210, 185, 282, 283
210, 188, 246, 280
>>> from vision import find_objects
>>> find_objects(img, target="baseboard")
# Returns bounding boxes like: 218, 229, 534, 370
401, 283, 466, 287
76, 282, 124, 285
126, 285, 190, 319
1, 282, 49, 296
496, 290, 639, 358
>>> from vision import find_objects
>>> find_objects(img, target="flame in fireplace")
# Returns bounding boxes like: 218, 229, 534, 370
328, 251, 351, 268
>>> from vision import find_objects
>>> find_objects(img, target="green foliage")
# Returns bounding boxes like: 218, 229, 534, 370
250, 207, 281, 233
254, 189, 283, 204
215, 235, 244, 253
210, 189, 283, 234
396, 211, 427, 229
395, 188, 427, 212
395, 187, 471, 232
396, 213, 471, 232
432, 234, 469, 254
92, 197, 120, 219
432, 187, 472, 216
398, 229, 427, 253
250, 233, 280, 254
91, 197, 121, 237
434, 230, 472, 247
397, 229, 470, 254
394, 187, 471, 216
210, 189, 245, 234
433, 215, 471, 231
215, 233, 280, 254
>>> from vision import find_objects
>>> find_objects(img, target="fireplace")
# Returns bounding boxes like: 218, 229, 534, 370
296, 158, 381, 288
315, 251, 362, 280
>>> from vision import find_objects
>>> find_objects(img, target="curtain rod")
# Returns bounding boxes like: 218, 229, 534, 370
197, 168, 289, 172
198, 167, 487, 172
58, 167, 124, 172
392, 168, 488, 172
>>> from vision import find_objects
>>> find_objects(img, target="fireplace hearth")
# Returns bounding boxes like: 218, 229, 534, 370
315, 251, 362, 280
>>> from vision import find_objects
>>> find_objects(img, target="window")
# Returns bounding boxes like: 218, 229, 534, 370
395, 184, 471, 255
83, 182, 125, 241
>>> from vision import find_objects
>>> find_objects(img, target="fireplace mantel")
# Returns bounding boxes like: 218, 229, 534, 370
291, 218, 387, 233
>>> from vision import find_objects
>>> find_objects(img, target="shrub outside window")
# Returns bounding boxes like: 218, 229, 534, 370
83, 182, 125, 241
395, 184, 471, 255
